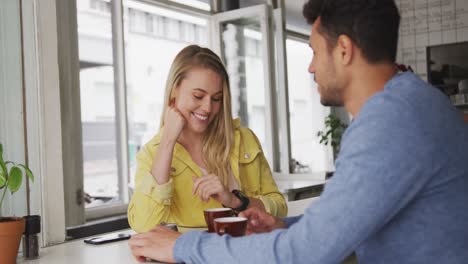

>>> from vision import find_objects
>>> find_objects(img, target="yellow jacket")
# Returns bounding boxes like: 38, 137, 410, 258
128, 119, 287, 233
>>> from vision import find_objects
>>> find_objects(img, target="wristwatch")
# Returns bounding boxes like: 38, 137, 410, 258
231, 189, 250, 212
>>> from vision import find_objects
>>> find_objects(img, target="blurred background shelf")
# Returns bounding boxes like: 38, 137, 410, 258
454, 103, 468, 111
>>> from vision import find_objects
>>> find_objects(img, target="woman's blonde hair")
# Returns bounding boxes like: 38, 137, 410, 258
160, 45, 234, 185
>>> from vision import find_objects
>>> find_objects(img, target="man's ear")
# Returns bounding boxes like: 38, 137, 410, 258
336, 35, 354, 65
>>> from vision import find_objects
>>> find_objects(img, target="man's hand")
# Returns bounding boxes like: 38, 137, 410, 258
239, 207, 286, 235
128, 226, 181, 263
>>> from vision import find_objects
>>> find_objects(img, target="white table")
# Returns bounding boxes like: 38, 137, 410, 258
17, 230, 162, 264
276, 178, 326, 201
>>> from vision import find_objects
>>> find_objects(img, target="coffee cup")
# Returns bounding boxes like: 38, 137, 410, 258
214, 217, 247, 237
204, 208, 234, 233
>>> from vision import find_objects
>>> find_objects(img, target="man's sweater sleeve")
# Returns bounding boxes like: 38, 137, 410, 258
283, 215, 302, 227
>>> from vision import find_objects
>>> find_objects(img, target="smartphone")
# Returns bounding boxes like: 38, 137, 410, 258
84, 233, 131, 245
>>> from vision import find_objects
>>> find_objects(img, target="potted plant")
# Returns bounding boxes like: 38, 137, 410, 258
0, 143, 34, 263
317, 113, 348, 161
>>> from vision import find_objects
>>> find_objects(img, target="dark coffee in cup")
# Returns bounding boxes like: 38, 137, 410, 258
204, 208, 234, 233
214, 217, 247, 237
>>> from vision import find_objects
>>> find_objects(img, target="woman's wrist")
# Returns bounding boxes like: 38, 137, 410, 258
248, 197, 266, 211
228, 193, 242, 208
222, 192, 241, 209
160, 134, 177, 148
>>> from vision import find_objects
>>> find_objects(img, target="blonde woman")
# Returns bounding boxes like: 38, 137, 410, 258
127, 45, 287, 233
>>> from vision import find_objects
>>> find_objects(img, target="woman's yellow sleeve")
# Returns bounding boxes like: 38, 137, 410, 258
127, 146, 175, 233
254, 152, 288, 217
242, 127, 287, 217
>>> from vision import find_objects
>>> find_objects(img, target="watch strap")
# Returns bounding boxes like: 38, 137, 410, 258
231, 189, 250, 212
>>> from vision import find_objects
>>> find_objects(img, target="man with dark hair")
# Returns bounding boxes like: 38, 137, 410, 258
129, 0, 468, 263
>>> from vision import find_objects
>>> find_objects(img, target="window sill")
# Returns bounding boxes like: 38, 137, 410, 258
66, 215, 130, 240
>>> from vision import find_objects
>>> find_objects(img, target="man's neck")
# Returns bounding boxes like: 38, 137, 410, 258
344, 62, 398, 117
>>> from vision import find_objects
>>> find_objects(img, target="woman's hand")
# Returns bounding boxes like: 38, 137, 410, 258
162, 102, 185, 143
192, 174, 237, 207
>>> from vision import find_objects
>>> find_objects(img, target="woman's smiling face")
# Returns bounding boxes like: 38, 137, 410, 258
174, 67, 223, 135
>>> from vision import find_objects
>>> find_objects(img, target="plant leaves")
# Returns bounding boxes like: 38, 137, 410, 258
18, 164, 34, 182
0, 143, 3, 158
0, 170, 5, 188
0, 160, 7, 183
8, 166, 23, 193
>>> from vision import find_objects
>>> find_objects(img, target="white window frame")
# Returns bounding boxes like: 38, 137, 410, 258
272, 6, 292, 175
22, 0, 67, 246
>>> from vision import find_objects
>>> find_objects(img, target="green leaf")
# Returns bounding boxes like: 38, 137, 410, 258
0, 160, 7, 182
8, 166, 23, 193
0, 143, 3, 158
18, 164, 34, 182
0, 170, 5, 188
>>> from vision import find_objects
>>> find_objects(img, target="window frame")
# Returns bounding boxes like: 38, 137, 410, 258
22, 0, 68, 245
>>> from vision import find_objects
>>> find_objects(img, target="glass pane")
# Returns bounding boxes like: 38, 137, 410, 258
123, 0, 208, 185
286, 38, 331, 173
220, 22, 269, 159
77, 0, 120, 207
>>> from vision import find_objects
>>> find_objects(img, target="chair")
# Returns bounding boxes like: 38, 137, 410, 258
286, 197, 319, 217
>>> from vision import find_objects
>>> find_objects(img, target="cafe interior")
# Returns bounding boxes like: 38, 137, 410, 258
1, 0, 467, 262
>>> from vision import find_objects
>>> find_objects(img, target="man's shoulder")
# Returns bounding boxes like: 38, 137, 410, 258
383, 72, 441, 104
361, 73, 438, 120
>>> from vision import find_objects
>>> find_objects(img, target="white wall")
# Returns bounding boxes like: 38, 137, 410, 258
396, 0, 468, 79
0, 0, 28, 217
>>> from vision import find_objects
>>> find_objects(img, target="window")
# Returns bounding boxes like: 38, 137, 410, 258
286, 38, 332, 174
76, 0, 208, 218
77, 0, 119, 208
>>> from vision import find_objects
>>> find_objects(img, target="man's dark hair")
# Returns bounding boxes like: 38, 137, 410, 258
303, 0, 400, 63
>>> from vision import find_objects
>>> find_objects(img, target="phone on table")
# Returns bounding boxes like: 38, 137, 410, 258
84, 233, 131, 245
